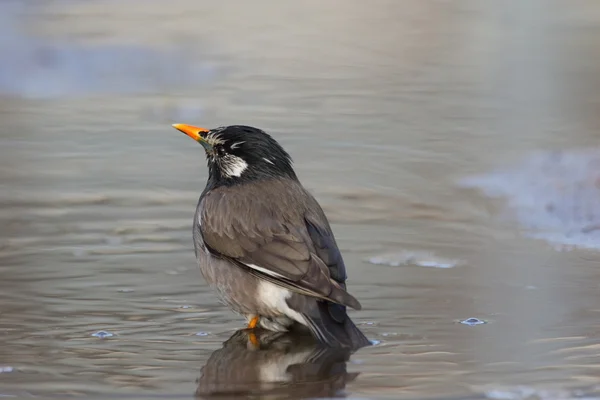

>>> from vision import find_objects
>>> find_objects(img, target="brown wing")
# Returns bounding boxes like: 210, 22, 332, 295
198, 180, 361, 310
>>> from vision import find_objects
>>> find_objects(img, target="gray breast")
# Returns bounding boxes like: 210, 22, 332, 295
192, 203, 264, 316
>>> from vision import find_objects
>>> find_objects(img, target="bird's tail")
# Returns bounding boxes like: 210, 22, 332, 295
302, 301, 371, 350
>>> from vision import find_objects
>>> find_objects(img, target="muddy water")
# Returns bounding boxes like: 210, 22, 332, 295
3, 0, 600, 399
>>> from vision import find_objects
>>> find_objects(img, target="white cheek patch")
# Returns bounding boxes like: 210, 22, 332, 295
219, 155, 248, 177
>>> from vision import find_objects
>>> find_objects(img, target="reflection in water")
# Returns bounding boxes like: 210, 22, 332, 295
196, 329, 357, 399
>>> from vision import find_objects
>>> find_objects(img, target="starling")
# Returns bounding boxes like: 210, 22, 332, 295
172, 123, 370, 349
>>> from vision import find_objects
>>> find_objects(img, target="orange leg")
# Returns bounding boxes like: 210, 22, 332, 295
247, 315, 260, 329
248, 332, 260, 348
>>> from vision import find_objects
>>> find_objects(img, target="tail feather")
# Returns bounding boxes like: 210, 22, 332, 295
300, 301, 371, 350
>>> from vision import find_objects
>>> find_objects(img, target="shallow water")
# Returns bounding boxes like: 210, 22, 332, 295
3, 0, 600, 399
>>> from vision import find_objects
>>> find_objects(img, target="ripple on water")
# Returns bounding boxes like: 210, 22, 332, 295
460, 318, 487, 326
91, 331, 115, 339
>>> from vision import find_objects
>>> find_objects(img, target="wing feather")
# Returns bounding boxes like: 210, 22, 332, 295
198, 179, 361, 310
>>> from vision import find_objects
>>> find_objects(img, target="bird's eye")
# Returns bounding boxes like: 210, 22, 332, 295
215, 146, 226, 156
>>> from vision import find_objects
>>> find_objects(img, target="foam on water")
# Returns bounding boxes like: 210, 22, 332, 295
461, 149, 600, 250
367, 251, 461, 269
482, 385, 600, 400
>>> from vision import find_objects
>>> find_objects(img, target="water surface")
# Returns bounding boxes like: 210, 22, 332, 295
3, 0, 600, 399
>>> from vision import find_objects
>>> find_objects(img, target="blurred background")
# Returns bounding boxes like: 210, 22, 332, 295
2, 0, 600, 398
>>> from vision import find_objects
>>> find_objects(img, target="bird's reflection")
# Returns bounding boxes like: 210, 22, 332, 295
195, 328, 359, 399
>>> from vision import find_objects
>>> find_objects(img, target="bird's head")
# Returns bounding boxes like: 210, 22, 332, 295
172, 123, 297, 186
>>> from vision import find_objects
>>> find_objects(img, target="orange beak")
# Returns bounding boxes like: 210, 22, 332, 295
171, 123, 210, 142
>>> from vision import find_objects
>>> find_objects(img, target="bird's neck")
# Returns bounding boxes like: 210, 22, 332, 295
204, 165, 298, 190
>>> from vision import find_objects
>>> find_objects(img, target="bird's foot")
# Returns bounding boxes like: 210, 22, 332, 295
247, 315, 260, 329
259, 316, 293, 332
244, 316, 261, 349
247, 315, 290, 331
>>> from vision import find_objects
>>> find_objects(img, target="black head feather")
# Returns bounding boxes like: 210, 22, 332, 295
200, 125, 297, 188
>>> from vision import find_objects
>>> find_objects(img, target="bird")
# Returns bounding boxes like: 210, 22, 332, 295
172, 123, 371, 349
